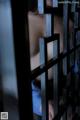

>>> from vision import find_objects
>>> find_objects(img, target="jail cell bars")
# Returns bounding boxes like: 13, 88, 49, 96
31, 0, 80, 120
11, 0, 80, 120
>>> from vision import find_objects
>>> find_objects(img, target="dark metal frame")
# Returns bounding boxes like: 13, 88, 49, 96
10, 0, 80, 120
11, 0, 33, 120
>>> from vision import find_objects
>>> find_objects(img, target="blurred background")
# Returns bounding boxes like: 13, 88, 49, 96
0, 0, 19, 120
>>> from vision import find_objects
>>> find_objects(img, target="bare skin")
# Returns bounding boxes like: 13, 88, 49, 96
28, 12, 73, 71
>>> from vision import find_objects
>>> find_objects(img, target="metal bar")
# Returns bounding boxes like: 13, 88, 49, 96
0, 0, 6, 112
38, 0, 46, 14
71, 0, 77, 12
63, 0, 70, 73
45, 34, 59, 43
78, 12, 80, 27
44, 14, 51, 37
39, 38, 48, 120
11, 0, 33, 120
76, 31, 80, 45
74, 12, 78, 28
52, 0, 58, 8
3, 0, 80, 120
71, 0, 78, 66
38, 0, 44, 14
53, 35, 60, 117
53, 64, 58, 116
63, 57, 67, 76
71, 0, 79, 116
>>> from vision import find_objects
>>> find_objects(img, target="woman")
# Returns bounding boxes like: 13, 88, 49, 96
28, 0, 73, 119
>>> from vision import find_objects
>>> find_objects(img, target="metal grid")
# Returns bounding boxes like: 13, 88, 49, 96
11, 0, 80, 120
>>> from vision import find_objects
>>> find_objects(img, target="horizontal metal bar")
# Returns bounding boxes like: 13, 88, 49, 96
75, 27, 80, 31
45, 7, 58, 14
44, 34, 59, 43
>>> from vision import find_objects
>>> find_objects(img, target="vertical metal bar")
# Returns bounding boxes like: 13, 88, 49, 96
77, 48, 80, 72
78, 12, 80, 27
63, 1, 70, 119
52, 0, 58, 8
0, 59, 4, 111
44, 14, 51, 37
0, 0, 5, 112
38, 0, 46, 14
76, 31, 80, 45
53, 37, 60, 118
53, 38, 59, 117
38, 0, 44, 14
63, 1, 69, 52
11, 0, 33, 120
53, 40, 58, 59
74, 12, 78, 28
58, 36, 61, 120
63, 57, 67, 76
63, 0, 70, 73
75, 48, 80, 92
71, 0, 77, 65
51, 13, 54, 36
70, 52, 74, 67
71, 0, 76, 12
53, 64, 58, 116
39, 38, 48, 120
71, 1, 78, 116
